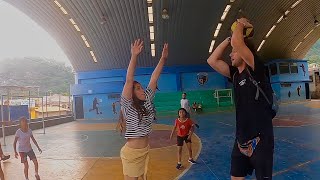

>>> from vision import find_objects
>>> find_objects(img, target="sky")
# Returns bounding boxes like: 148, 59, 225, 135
0, 1, 71, 66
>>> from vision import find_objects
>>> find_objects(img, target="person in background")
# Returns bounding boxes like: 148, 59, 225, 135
13, 117, 42, 180
170, 108, 197, 169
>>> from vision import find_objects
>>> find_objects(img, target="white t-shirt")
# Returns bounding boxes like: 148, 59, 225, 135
180, 99, 190, 112
15, 128, 33, 152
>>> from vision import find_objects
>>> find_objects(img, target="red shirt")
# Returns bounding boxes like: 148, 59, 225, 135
175, 118, 194, 137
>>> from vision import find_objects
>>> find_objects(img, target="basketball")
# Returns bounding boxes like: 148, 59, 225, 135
231, 21, 254, 38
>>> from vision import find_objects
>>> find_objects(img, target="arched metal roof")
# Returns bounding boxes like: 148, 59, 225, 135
4, 0, 320, 72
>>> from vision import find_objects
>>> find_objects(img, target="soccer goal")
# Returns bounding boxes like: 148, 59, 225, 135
213, 89, 233, 106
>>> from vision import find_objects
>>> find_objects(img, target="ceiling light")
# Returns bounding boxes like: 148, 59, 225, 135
81, 35, 86, 41
291, 0, 302, 9
221, 5, 231, 21
84, 41, 90, 48
285, 10, 290, 16
257, 40, 266, 52
304, 29, 314, 39
266, 25, 276, 38
150, 33, 154, 41
148, 13, 153, 23
293, 42, 302, 52
209, 40, 215, 53
216, 23, 222, 29
74, 25, 80, 31
90, 51, 94, 57
214, 23, 222, 37
60, 7, 68, 14
148, 6, 153, 14
69, 18, 76, 25
276, 15, 283, 24
92, 56, 97, 63
149, 26, 154, 33
54, 0, 61, 7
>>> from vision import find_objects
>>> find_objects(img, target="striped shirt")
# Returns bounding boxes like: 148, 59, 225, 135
120, 87, 155, 139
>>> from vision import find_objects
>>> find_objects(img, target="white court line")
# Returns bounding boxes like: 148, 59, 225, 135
218, 121, 234, 127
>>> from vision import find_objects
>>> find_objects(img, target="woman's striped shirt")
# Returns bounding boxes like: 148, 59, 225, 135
120, 87, 155, 139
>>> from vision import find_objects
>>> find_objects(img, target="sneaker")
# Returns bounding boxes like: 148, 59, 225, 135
176, 163, 182, 169
1, 155, 10, 161
188, 159, 197, 164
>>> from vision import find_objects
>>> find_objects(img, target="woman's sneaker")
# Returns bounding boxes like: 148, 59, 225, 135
176, 163, 182, 169
188, 159, 197, 164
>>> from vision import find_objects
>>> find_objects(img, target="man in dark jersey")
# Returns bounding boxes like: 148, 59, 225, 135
207, 18, 274, 180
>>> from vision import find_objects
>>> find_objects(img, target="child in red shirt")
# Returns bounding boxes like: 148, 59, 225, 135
170, 108, 197, 169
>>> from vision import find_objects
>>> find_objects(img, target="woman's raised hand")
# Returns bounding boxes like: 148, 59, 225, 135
131, 39, 144, 56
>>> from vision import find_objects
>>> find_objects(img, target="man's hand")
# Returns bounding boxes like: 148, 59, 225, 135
237, 18, 253, 28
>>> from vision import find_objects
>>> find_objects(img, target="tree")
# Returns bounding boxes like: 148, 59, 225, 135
0, 57, 74, 94
305, 39, 320, 65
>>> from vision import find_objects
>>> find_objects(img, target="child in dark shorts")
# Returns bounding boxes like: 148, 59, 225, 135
13, 117, 42, 180
170, 108, 197, 169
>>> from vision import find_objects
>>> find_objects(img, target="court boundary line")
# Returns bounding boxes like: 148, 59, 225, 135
174, 134, 203, 180
272, 158, 320, 177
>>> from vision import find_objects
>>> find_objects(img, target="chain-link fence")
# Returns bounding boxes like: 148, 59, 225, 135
0, 86, 74, 145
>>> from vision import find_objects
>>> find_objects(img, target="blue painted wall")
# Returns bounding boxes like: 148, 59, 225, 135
71, 81, 123, 96
181, 72, 226, 91
71, 59, 311, 119
82, 94, 120, 121
71, 64, 227, 120
272, 82, 306, 102
80, 77, 123, 84
266, 60, 310, 83
266, 59, 310, 102
134, 74, 178, 92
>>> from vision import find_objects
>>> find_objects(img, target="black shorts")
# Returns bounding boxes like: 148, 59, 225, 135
177, 135, 191, 146
230, 136, 274, 179
19, 149, 37, 163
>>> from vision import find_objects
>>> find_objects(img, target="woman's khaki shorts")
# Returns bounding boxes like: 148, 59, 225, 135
120, 143, 150, 178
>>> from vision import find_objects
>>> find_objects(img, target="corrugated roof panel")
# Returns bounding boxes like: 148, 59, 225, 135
3, 0, 320, 72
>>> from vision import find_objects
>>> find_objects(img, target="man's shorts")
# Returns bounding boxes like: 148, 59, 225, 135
177, 135, 192, 146
19, 149, 36, 163
230, 136, 274, 179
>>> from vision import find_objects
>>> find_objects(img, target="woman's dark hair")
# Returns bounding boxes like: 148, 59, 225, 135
177, 108, 187, 117
132, 81, 149, 121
